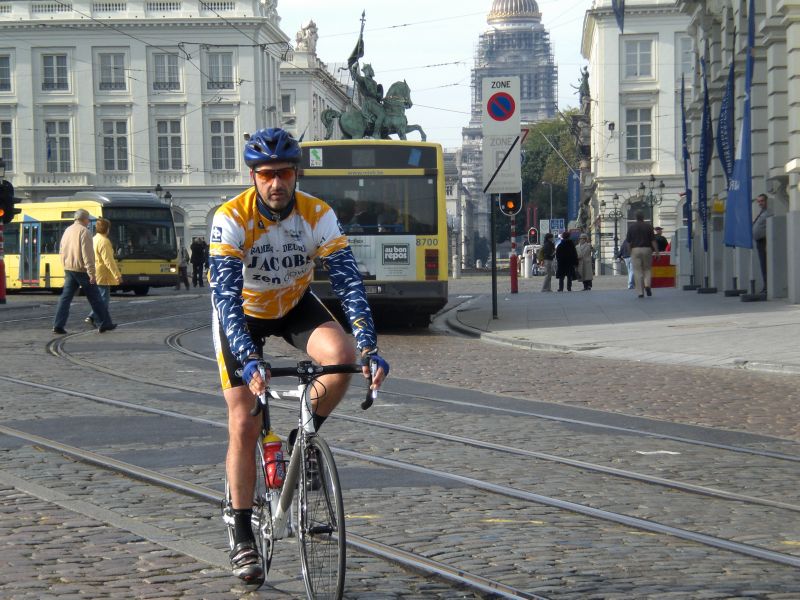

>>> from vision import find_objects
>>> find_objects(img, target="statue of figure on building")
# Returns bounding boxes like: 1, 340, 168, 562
350, 61, 386, 139
578, 66, 590, 114
295, 20, 318, 54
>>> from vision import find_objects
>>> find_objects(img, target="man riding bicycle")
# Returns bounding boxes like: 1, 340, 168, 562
208, 127, 390, 585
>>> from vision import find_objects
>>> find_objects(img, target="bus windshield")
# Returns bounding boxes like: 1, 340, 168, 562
298, 176, 437, 236
103, 206, 177, 260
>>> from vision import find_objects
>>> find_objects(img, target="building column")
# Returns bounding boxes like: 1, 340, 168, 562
779, 1, 800, 302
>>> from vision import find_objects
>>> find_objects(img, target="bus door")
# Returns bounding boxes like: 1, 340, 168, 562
20, 218, 41, 286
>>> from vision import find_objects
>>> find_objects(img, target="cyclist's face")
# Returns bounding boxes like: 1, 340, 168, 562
252, 161, 297, 211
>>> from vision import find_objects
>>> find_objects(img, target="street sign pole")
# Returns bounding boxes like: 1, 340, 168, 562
482, 76, 521, 311
510, 214, 518, 293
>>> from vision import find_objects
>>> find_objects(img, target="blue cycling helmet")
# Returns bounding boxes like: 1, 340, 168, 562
244, 128, 301, 169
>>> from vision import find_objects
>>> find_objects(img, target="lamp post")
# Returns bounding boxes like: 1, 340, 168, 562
154, 183, 163, 200
602, 195, 624, 274
164, 190, 173, 206
541, 180, 553, 228
638, 174, 665, 223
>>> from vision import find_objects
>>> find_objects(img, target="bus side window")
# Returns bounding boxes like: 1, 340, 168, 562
41, 222, 66, 254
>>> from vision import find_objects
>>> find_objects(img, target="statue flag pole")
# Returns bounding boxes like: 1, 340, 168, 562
345, 10, 366, 70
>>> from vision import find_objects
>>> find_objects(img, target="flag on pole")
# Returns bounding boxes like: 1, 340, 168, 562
567, 171, 580, 223
724, 0, 755, 248
716, 61, 735, 186
345, 11, 366, 69
698, 56, 714, 252
680, 74, 693, 251
611, 0, 625, 33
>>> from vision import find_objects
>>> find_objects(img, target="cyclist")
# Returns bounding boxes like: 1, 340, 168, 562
209, 127, 389, 585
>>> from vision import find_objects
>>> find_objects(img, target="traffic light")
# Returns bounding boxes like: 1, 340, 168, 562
0, 180, 18, 225
528, 227, 538, 244
498, 192, 522, 217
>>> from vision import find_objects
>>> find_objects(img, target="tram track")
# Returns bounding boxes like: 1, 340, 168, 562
0, 423, 544, 600
3, 370, 800, 572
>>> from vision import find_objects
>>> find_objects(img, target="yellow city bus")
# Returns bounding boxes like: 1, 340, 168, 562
3, 191, 177, 295
299, 140, 448, 326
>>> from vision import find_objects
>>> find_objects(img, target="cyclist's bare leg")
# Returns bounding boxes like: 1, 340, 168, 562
305, 321, 356, 417
224, 384, 261, 508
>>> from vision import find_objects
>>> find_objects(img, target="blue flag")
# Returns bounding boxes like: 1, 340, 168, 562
717, 61, 735, 185
724, 0, 755, 248
567, 171, 580, 223
612, 0, 625, 33
698, 56, 713, 252
681, 75, 693, 251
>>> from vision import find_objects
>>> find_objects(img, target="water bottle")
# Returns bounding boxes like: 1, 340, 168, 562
263, 430, 285, 488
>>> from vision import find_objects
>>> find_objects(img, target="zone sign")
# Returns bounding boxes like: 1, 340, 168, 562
482, 77, 520, 136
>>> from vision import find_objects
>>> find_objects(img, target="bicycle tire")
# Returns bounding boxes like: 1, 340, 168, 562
254, 442, 276, 578
221, 445, 275, 588
298, 434, 346, 600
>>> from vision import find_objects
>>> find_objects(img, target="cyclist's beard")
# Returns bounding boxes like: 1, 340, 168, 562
255, 181, 297, 222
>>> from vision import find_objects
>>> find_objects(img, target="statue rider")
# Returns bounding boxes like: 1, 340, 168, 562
350, 61, 386, 139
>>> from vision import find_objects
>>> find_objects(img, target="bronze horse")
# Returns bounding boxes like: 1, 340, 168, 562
322, 80, 426, 141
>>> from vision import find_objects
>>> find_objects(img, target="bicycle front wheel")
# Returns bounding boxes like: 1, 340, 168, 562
297, 434, 346, 600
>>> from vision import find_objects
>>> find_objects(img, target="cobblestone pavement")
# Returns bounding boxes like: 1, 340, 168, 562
0, 289, 798, 598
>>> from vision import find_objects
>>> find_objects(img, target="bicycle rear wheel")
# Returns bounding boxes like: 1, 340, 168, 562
297, 434, 346, 599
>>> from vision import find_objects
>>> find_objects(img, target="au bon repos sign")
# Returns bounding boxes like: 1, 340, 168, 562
482, 76, 521, 194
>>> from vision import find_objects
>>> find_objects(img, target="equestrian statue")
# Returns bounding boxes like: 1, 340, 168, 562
322, 12, 426, 141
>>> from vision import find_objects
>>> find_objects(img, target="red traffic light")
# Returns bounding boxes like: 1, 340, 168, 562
528, 227, 538, 243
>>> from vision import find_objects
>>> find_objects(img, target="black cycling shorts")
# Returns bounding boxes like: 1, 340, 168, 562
212, 289, 336, 390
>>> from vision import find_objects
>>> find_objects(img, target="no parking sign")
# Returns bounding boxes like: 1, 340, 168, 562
482, 77, 521, 193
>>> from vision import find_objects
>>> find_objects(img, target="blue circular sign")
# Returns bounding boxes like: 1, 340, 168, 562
487, 92, 516, 121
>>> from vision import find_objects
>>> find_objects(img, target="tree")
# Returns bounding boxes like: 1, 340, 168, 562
520, 113, 581, 230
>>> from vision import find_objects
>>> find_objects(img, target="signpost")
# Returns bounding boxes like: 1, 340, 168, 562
482, 76, 521, 305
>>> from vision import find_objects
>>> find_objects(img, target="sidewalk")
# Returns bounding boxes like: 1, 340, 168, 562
441, 275, 800, 375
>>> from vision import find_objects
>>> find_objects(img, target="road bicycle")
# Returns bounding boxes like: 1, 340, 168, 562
222, 360, 374, 598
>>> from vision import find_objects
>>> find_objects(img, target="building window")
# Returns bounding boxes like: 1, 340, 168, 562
677, 36, 693, 79
153, 53, 180, 91
625, 107, 652, 161
42, 54, 69, 91
102, 120, 129, 171
207, 52, 234, 89
99, 53, 127, 90
281, 93, 293, 114
0, 120, 12, 171
157, 119, 182, 170
0, 55, 11, 92
624, 39, 652, 79
45, 120, 71, 172
210, 119, 235, 170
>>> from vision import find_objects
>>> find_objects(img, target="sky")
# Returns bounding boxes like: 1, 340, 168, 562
276, 0, 591, 149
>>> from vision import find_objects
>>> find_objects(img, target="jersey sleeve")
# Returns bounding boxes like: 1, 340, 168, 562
324, 246, 377, 352
313, 207, 349, 259
209, 207, 258, 366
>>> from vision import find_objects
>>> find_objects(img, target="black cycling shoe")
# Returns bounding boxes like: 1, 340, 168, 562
229, 541, 264, 586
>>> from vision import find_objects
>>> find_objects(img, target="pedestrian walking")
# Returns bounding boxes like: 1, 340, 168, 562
85, 218, 121, 328
555, 231, 578, 292
175, 243, 191, 290
618, 239, 634, 289
625, 211, 659, 298
190, 237, 206, 287
52, 209, 116, 334
539, 233, 556, 292
576, 233, 593, 290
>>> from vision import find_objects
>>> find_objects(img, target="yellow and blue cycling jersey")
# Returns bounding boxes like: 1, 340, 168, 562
209, 187, 377, 367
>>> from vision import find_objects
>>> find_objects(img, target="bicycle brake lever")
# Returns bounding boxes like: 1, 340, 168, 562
360, 361, 377, 410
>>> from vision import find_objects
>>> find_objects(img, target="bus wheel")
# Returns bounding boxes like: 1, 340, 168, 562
133, 286, 150, 296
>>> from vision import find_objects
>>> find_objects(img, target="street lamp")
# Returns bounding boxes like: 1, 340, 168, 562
638, 174, 665, 223
602, 194, 624, 262
164, 190, 173, 206
541, 181, 553, 221
154, 183, 164, 199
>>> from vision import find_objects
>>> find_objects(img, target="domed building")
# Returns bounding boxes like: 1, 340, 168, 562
458, 0, 558, 266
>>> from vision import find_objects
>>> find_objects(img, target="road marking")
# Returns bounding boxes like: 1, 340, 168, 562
635, 450, 681, 455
